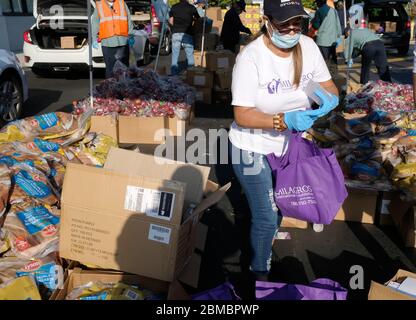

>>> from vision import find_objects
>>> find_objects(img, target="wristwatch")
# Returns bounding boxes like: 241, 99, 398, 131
273, 113, 287, 132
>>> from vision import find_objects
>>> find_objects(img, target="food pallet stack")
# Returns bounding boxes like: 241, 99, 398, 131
240, 4, 262, 35
189, 50, 236, 105
186, 66, 214, 104
206, 7, 224, 35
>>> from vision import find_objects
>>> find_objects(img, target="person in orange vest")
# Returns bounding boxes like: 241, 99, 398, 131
92, 0, 135, 78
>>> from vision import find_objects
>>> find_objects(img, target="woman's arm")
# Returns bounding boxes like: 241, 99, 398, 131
319, 79, 339, 97
233, 106, 275, 129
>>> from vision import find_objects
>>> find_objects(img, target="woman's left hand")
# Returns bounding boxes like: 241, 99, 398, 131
314, 90, 339, 117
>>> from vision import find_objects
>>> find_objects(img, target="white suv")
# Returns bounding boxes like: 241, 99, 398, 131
0, 49, 29, 123
23, 0, 149, 76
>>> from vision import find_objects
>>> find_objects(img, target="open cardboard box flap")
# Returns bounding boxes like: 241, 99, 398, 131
104, 147, 211, 205
368, 269, 416, 300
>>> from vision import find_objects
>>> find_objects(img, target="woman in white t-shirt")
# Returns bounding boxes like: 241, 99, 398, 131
230, 0, 339, 280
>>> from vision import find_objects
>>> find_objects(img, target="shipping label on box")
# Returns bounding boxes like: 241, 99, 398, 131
217, 57, 230, 69
149, 224, 172, 244
186, 68, 214, 88
124, 186, 176, 221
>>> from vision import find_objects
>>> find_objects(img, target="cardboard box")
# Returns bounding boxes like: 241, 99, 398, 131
368, 269, 416, 300
90, 115, 118, 142
195, 87, 212, 104
206, 7, 222, 21
212, 87, 232, 104
215, 69, 232, 90
378, 191, 395, 226
194, 33, 219, 51
334, 187, 379, 224
385, 21, 397, 33
61, 36, 76, 49
59, 148, 230, 282
186, 67, 214, 88
280, 217, 309, 229
54, 268, 190, 300
368, 22, 382, 32
89, 114, 191, 145
388, 196, 416, 248
206, 51, 236, 72
212, 20, 223, 35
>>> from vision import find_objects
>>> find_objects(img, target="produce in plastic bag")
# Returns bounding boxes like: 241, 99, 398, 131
345, 80, 415, 114
391, 162, 416, 180
3, 202, 60, 259
73, 65, 195, 120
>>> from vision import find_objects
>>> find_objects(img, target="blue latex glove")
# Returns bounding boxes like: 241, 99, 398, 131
128, 36, 135, 47
92, 40, 99, 50
347, 59, 353, 68
314, 89, 339, 116
335, 38, 342, 48
284, 109, 324, 132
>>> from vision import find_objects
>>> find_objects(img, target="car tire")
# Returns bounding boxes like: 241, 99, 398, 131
159, 31, 172, 56
0, 73, 23, 123
138, 41, 151, 67
397, 45, 409, 56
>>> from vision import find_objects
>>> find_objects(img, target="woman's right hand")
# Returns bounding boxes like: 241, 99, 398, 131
283, 109, 323, 132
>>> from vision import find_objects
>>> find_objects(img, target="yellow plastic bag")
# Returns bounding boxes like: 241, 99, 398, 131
0, 276, 42, 300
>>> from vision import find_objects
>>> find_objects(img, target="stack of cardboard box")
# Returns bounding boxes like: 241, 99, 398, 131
207, 7, 224, 35
188, 49, 236, 105
240, 4, 262, 35
186, 66, 214, 104
208, 50, 235, 103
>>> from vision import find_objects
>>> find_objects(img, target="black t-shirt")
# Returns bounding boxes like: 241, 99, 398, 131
169, 2, 199, 35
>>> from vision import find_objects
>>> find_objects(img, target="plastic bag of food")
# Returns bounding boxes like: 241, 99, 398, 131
0, 112, 92, 145
392, 162, 416, 180
0, 275, 42, 300
0, 229, 10, 256
14, 253, 63, 293
0, 163, 11, 217
3, 202, 60, 259
66, 281, 154, 300
69, 132, 117, 167
9, 163, 59, 206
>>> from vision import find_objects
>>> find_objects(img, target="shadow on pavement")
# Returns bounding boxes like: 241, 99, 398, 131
22, 88, 63, 117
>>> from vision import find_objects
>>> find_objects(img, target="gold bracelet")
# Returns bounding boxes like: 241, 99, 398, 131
273, 113, 287, 132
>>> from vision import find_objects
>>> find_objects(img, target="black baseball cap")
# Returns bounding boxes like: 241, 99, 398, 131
235, 0, 246, 12
264, 0, 308, 23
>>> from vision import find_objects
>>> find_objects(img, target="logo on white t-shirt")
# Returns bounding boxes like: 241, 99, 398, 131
267, 72, 315, 94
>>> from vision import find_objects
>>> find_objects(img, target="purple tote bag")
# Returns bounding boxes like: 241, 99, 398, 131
192, 282, 241, 300
256, 279, 348, 300
267, 133, 348, 225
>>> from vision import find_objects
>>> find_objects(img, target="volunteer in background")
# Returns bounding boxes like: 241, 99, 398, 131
220, 0, 252, 53
92, 0, 135, 79
195, 0, 207, 17
230, 0, 339, 279
344, 27, 391, 85
169, 0, 200, 75
310, 0, 342, 69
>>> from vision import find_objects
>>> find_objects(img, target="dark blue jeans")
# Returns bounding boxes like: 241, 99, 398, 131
230, 142, 282, 273
361, 40, 391, 85
102, 45, 130, 79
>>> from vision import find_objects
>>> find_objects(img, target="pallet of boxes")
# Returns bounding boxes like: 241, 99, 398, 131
187, 49, 236, 105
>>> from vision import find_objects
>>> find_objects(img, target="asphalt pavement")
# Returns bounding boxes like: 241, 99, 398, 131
20, 49, 416, 300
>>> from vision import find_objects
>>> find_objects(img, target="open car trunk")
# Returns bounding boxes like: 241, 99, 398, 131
366, 5, 406, 34
31, 20, 88, 50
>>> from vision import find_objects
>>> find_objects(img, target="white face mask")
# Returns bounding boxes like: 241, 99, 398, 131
266, 21, 301, 49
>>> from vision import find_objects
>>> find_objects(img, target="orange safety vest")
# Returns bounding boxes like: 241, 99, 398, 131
96, 0, 129, 40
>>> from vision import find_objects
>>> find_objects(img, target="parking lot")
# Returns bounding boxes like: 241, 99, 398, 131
18, 49, 416, 300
